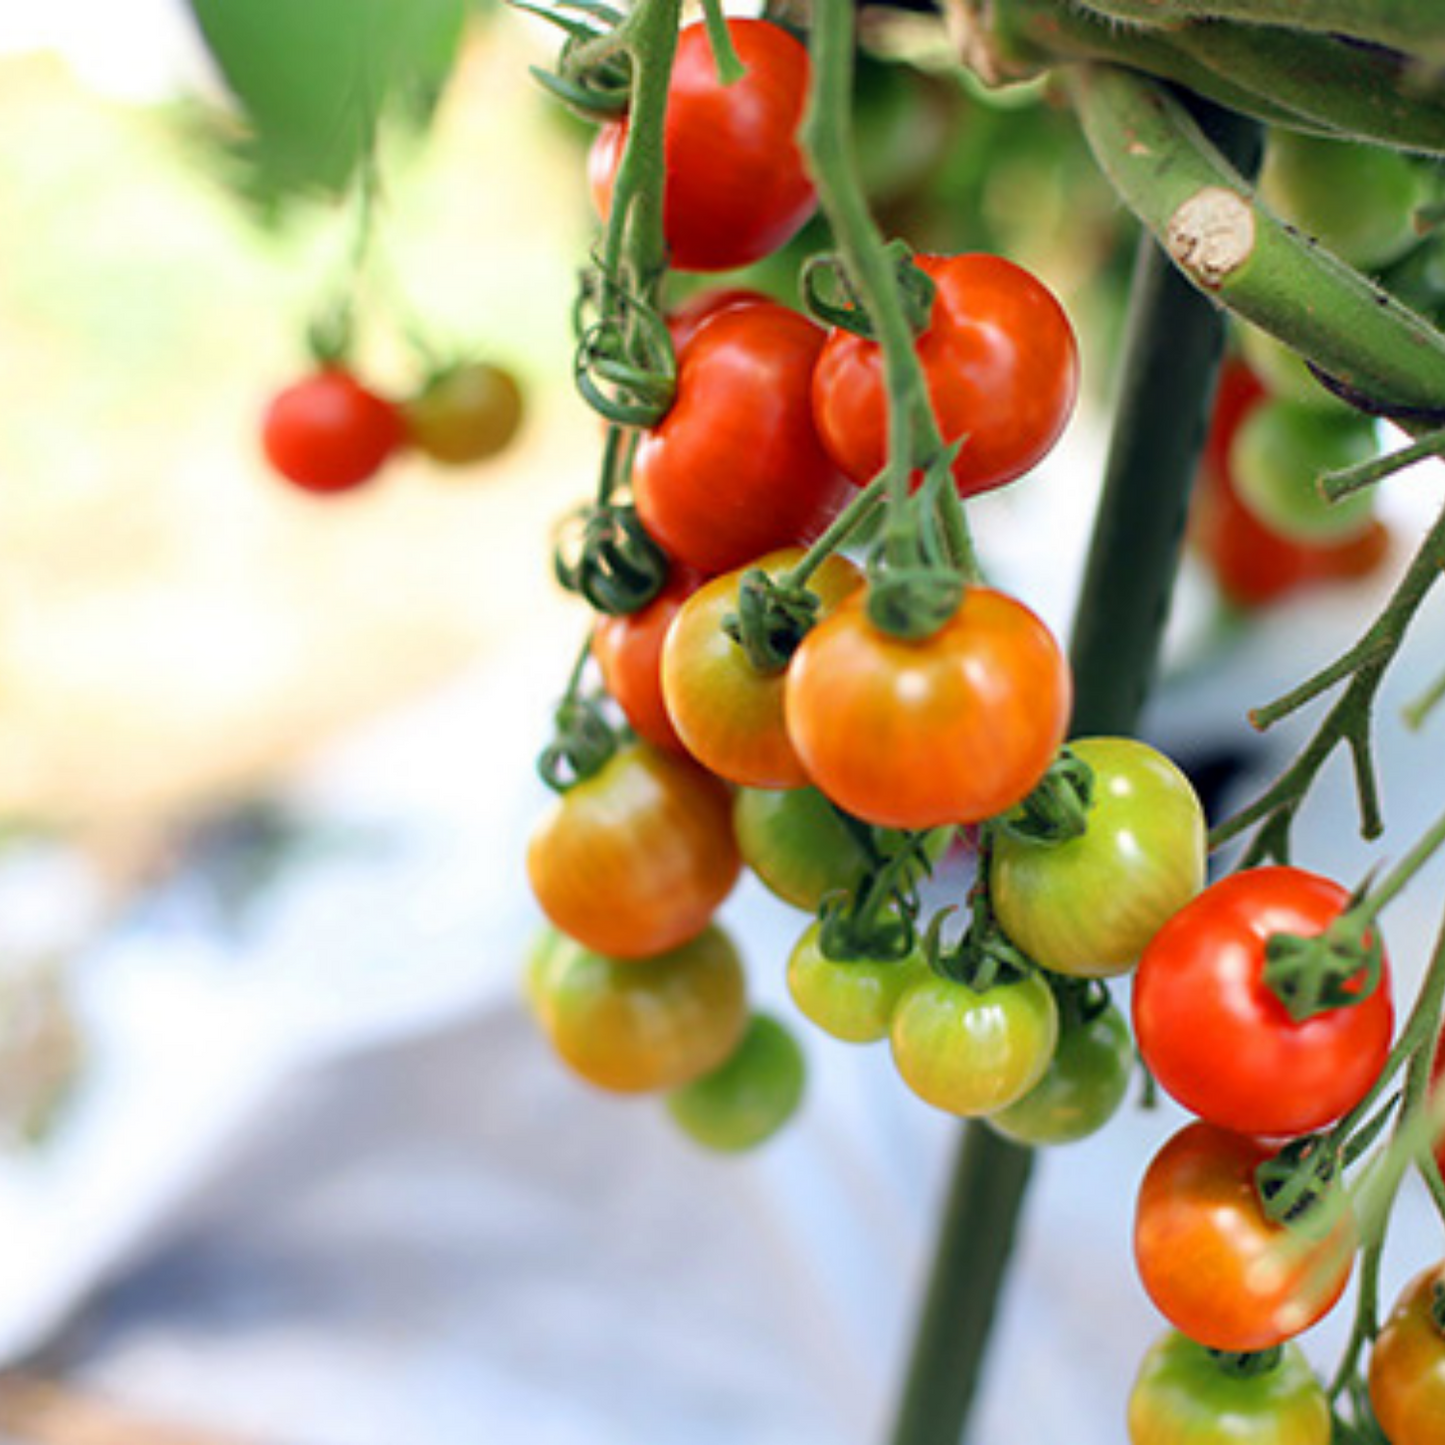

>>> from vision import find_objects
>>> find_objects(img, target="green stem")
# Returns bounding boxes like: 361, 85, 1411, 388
1352, 804, 1445, 926
887, 95, 1260, 1445
696, 0, 745, 85
781, 472, 892, 591
1070, 0, 1445, 61
1404, 666, 1445, 731
800, 0, 982, 584
1323, 427, 1445, 503
1066, 63, 1445, 414
1329, 1238, 1384, 1399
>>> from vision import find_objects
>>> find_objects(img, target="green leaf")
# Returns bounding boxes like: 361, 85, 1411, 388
186, 0, 468, 200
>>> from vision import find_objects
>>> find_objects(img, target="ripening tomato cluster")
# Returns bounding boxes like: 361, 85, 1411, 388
1190, 353, 1390, 608
260, 359, 525, 495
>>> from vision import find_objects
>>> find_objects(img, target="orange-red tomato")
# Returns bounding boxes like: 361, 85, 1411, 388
811, 253, 1078, 497
1134, 1122, 1356, 1354
593, 565, 707, 754
526, 743, 740, 958
1369, 1262, 1445, 1445
783, 586, 1072, 829
531, 925, 748, 1094
661, 549, 862, 788
262, 369, 403, 494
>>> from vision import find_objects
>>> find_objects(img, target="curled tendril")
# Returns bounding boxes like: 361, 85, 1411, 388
817, 890, 919, 964
512, 0, 632, 121
923, 908, 1034, 992
800, 240, 937, 340
536, 694, 618, 792
573, 272, 676, 426
721, 570, 822, 674
553, 502, 669, 615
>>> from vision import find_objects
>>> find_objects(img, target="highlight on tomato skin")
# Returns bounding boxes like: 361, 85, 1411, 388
783, 585, 1072, 830
1132, 865, 1394, 1140
525, 742, 741, 960
1133, 1121, 1356, 1355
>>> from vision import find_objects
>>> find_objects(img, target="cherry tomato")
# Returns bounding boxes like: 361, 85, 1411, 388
1133, 866, 1393, 1138
1134, 1121, 1356, 1353
665, 1012, 806, 1151
661, 549, 862, 788
589, 19, 815, 273
403, 361, 524, 465
990, 738, 1207, 979
593, 564, 707, 754
735, 785, 952, 912
531, 925, 747, 1093
526, 742, 741, 959
890, 970, 1059, 1116
261, 369, 404, 494
1368, 1263, 1445, 1445
784, 586, 1072, 830
634, 300, 851, 574
787, 920, 929, 1044
1231, 398, 1378, 545
987, 999, 1132, 1146
811, 253, 1079, 497
666, 287, 772, 353
1128, 1331, 1331, 1444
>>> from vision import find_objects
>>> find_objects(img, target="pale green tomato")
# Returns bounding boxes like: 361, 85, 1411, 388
787, 920, 929, 1044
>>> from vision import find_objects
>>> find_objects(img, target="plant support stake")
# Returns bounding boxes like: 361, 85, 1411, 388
887, 97, 1262, 1445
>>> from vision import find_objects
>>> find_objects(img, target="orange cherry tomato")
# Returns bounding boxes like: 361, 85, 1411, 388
1369, 1262, 1445, 1445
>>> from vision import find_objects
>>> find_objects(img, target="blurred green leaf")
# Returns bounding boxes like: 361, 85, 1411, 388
186, 0, 469, 200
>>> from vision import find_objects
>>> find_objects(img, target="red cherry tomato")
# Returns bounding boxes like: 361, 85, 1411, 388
526, 743, 741, 959
634, 300, 851, 575
811, 253, 1079, 497
261, 369, 404, 494
589, 19, 816, 274
784, 585, 1072, 829
1133, 866, 1393, 1138
1134, 1121, 1356, 1353
592, 564, 707, 754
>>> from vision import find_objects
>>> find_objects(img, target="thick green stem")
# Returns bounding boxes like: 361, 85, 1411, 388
887, 96, 1260, 1445
1070, 0, 1445, 61
1066, 63, 1445, 413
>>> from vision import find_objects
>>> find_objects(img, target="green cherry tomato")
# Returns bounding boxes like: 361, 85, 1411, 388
1368, 1262, 1445, 1445
990, 738, 1207, 979
1261, 129, 1425, 273
403, 361, 525, 466
1231, 398, 1378, 545
666, 1012, 806, 1152
1128, 1331, 1331, 1444
787, 920, 929, 1043
890, 970, 1058, 1116
987, 998, 1132, 1146
736, 785, 952, 913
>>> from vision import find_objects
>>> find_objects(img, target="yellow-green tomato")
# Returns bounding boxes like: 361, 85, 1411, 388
666, 1012, 806, 1151
990, 738, 1206, 979
1128, 1331, 1330, 1444
890, 971, 1058, 1116
403, 361, 524, 465
987, 999, 1132, 1146
534, 925, 747, 1094
787, 920, 929, 1044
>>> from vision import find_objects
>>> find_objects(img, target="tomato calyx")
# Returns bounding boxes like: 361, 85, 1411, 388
801, 240, 937, 340
536, 693, 619, 793
305, 301, 356, 370
721, 569, 822, 675
517, 0, 633, 121
574, 273, 677, 427
817, 826, 939, 964
1053, 976, 1114, 1031
1254, 1134, 1345, 1232
1207, 1346, 1285, 1379
996, 747, 1095, 846
554, 500, 670, 616
1264, 908, 1386, 1023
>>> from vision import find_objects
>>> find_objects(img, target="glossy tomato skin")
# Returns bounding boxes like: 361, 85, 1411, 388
589, 20, 815, 273
665, 1012, 806, 1151
987, 1000, 1132, 1146
811, 253, 1079, 497
634, 301, 851, 574
532, 925, 748, 1093
1128, 1331, 1331, 1445
1133, 866, 1393, 1138
661, 549, 862, 788
666, 287, 772, 353
785, 586, 1072, 830
1369, 1263, 1445, 1445
262, 369, 404, 493
403, 361, 524, 466
787, 920, 929, 1044
1134, 1121, 1356, 1353
890, 971, 1059, 1116
526, 743, 741, 959
593, 564, 707, 754
990, 738, 1207, 979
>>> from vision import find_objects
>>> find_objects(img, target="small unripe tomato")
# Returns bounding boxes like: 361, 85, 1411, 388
403, 361, 524, 466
